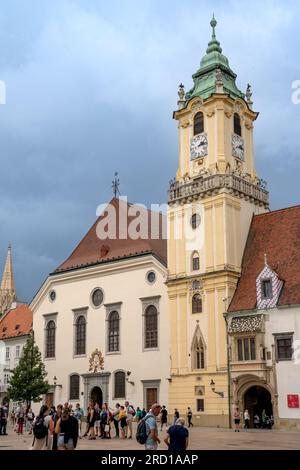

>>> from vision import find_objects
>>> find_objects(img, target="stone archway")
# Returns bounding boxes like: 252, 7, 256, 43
233, 375, 276, 428
244, 386, 273, 427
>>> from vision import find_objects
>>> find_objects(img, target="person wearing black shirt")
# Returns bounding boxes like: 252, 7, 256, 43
164, 418, 189, 452
55, 409, 79, 450
160, 406, 168, 431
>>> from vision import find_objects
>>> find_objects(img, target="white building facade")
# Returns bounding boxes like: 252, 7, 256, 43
31, 198, 170, 413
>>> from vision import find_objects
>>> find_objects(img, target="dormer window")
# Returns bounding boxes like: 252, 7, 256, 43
234, 113, 242, 136
256, 261, 283, 309
262, 279, 272, 299
194, 112, 204, 136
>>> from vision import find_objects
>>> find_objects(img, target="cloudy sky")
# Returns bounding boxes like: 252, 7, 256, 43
0, 0, 299, 302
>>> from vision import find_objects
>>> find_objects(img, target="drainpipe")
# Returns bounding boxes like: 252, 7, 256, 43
271, 343, 279, 429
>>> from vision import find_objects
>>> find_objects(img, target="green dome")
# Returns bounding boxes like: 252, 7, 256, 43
185, 15, 244, 102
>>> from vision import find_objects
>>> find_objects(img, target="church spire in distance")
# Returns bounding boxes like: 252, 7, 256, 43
1, 244, 15, 292
0, 244, 17, 314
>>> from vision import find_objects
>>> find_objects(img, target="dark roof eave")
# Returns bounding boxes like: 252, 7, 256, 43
50, 251, 167, 277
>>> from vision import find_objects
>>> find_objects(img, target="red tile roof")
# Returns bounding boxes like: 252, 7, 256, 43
54, 198, 167, 274
0, 303, 32, 340
229, 205, 300, 312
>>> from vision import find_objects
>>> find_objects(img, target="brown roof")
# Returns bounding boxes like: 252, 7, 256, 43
54, 198, 167, 274
0, 303, 33, 340
229, 205, 300, 312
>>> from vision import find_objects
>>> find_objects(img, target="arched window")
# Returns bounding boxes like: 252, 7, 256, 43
108, 311, 120, 352
192, 294, 202, 314
192, 337, 205, 370
45, 320, 56, 358
192, 253, 200, 271
114, 371, 126, 399
234, 113, 242, 136
70, 374, 80, 400
145, 305, 158, 349
191, 213, 201, 230
75, 315, 86, 356
194, 112, 204, 135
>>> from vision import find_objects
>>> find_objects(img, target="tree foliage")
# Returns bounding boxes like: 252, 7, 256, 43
8, 334, 50, 407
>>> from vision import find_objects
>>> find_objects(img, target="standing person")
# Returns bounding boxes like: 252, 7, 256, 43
17, 406, 25, 434
26, 408, 35, 434
118, 406, 127, 439
31, 405, 54, 450
144, 403, 161, 451
94, 403, 101, 437
141, 408, 147, 419
83, 401, 93, 437
173, 408, 179, 425
261, 409, 267, 429
52, 404, 63, 450
0, 403, 8, 435
55, 408, 79, 450
111, 403, 120, 438
160, 406, 168, 431
87, 402, 96, 440
253, 414, 260, 429
164, 417, 189, 452
100, 403, 110, 439
187, 407, 193, 428
233, 408, 241, 432
74, 403, 84, 438
125, 401, 135, 439
244, 409, 250, 430
135, 407, 143, 422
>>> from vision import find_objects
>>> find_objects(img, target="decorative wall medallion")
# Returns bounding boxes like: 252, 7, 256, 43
49, 290, 56, 302
89, 349, 104, 373
190, 132, 208, 160
206, 110, 215, 118
232, 133, 245, 160
191, 98, 203, 109
181, 119, 190, 128
233, 102, 243, 114
91, 288, 104, 308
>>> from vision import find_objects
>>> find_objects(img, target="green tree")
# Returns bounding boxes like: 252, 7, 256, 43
8, 334, 50, 408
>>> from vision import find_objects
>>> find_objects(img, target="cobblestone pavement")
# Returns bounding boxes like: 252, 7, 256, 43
1, 423, 300, 450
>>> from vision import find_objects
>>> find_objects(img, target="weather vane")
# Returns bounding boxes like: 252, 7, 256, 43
112, 172, 121, 198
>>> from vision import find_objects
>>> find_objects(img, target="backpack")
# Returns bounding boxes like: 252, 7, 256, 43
129, 405, 136, 417
136, 415, 151, 445
33, 416, 48, 440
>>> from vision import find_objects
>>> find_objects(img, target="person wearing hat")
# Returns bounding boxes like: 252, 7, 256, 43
144, 403, 161, 450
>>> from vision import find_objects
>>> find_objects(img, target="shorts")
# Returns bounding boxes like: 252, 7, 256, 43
57, 435, 74, 450
234, 419, 240, 424
94, 420, 100, 428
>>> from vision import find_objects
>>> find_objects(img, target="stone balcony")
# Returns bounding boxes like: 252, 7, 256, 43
168, 173, 269, 208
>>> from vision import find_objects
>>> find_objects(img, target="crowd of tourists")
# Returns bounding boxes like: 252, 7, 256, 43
1, 400, 192, 451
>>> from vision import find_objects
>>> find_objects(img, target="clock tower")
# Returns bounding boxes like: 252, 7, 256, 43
167, 16, 269, 426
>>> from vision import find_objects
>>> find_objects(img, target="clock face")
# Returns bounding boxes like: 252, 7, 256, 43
190, 132, 208, 160
232, 134, 245, 160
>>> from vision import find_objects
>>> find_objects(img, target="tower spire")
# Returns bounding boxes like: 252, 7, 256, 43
0, 244, 17, 314
1, 244, 15, 292
211, 13, 217, 39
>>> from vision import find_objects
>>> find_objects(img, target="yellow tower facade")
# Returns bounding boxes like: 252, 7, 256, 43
167, 17, 269, 426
